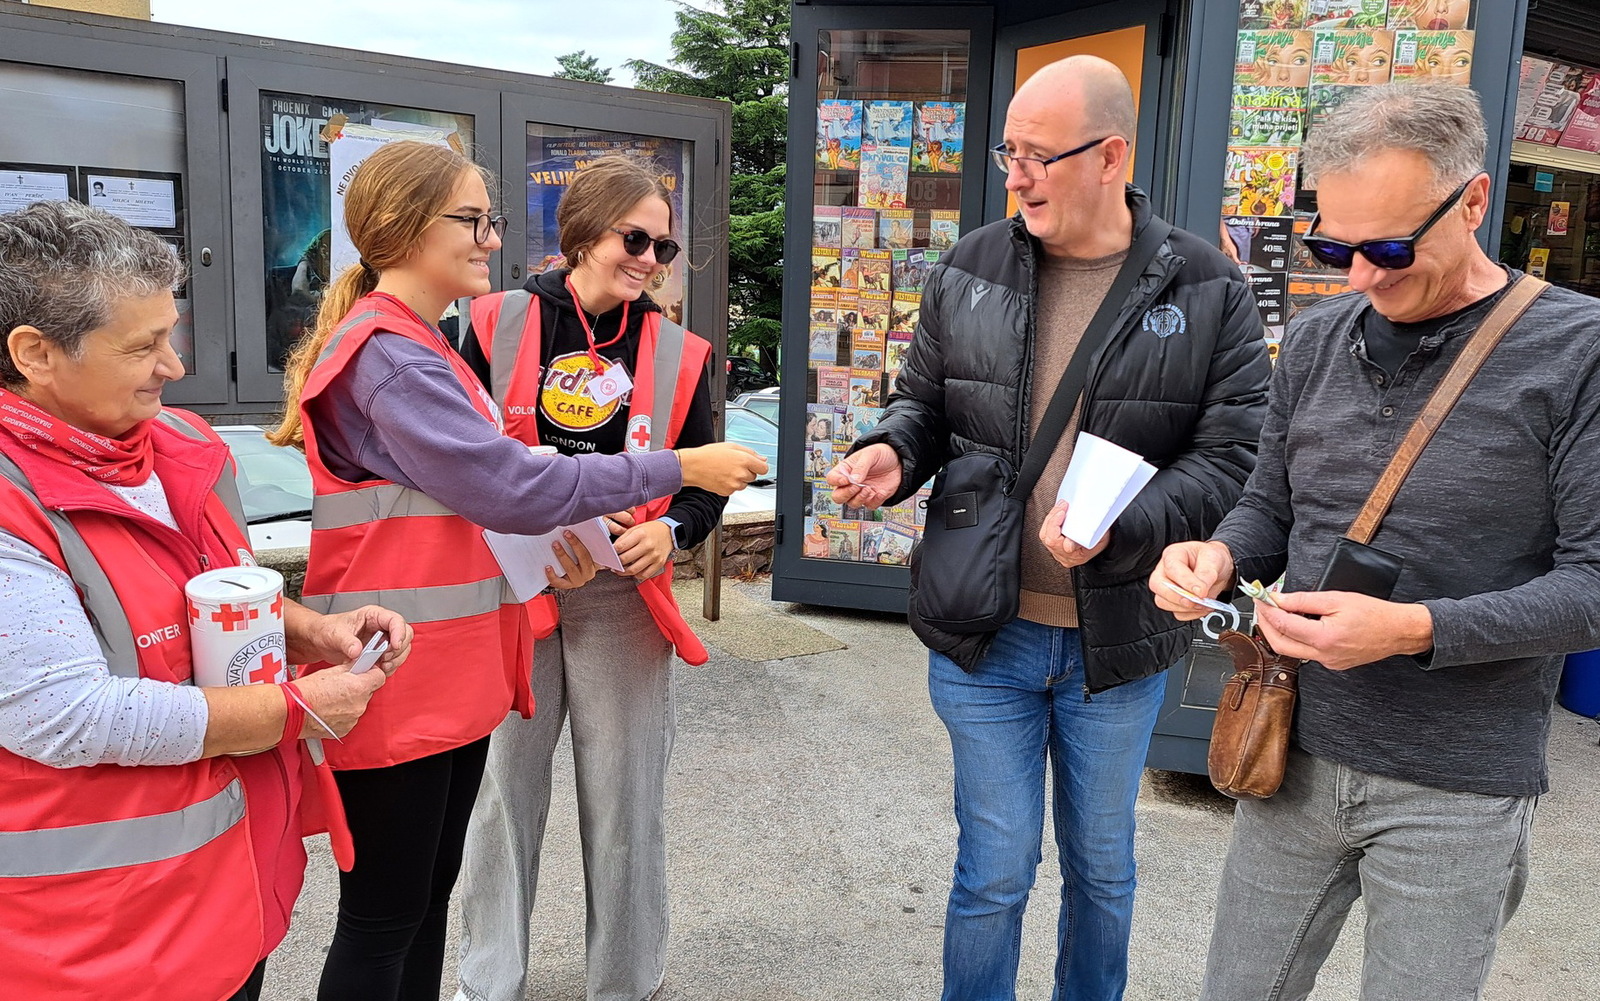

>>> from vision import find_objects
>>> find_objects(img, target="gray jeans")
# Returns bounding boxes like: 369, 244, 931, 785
1200, 748, 1535, 1001
455, 572, 675, 1001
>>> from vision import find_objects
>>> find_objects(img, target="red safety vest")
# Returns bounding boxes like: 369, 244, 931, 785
0, 409, 334, 1001
299, 292, 534, 769
468, 290, 711, 665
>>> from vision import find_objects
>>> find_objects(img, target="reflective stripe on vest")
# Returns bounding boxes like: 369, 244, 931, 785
488, 289, 534, 405
0, 778, 245, 878
311, 482, 458, 530
649, 319, 688, 452
156, 409, 249, 532
299, 576, 509, 624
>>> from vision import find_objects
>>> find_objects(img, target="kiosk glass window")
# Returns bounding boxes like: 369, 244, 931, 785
0, 62, 193, 362
257, 91, 473, 371
802, 29, 969, 566
522, 125, 692, 326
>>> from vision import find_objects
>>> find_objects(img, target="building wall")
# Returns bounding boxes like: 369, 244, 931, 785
24, 0, 152, 20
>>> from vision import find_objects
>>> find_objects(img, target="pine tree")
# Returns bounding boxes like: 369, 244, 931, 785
552, 50, 614, 85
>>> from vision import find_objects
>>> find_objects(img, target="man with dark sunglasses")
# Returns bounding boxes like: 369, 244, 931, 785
1153, 84, 1600, 999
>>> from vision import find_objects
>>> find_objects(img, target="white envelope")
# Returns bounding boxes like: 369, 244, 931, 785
483, 517, 626, 602
1054, 432, 1158, 549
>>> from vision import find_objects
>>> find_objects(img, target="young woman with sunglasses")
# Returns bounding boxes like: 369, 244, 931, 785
270, 142, 764, 1001
451, 156, 722, 1001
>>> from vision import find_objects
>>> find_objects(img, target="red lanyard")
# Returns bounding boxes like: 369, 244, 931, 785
565, 276, 629, 370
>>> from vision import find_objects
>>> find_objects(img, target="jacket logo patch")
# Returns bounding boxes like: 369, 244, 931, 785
1143, 303, 1187, 339
970, 284, 990, 310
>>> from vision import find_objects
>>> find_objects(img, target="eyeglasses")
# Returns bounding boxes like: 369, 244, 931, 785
610, 227, 681, 266
1300, 176, 1476, 270
989, 137, 1109, 180
440, 212, 509, 245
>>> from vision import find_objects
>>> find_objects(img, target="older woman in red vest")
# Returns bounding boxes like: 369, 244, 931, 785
451, 156, 726, 1001
0, 201, 410, 1001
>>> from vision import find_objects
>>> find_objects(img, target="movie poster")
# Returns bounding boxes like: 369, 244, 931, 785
259, 91, 472, 371
526, 130, 688, 322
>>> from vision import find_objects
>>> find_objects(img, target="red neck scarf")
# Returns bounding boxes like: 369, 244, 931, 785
0, 389, 156, 486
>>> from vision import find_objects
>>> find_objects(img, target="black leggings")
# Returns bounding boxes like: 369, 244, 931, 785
224, 960, 266, 1001
317, 737, 491, 1001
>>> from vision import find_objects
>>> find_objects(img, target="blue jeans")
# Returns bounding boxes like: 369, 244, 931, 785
929, 619, 1167, 1001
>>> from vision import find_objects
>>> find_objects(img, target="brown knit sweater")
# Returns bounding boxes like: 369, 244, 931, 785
1017, 248, 1128, 627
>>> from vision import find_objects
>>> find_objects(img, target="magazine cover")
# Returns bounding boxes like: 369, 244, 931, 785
1289, 211, 1340, 272
836, 289, 861, 329
1306, 84, 1364, 140
879, 208, 915, 248
1513, 57, 1557, 137
806, 481, 840, 520
859, 523, 886, 563
928, 209, 962, 251
801, 517, 831, 559
1223, 215, 1294, 272
1519, 64, 1595, 146
809, 325, 839, 367
1236, 30, 1314, 87
912, 101, 966, 174
813, 205, 842, 247
1247, 270, 1290, 341
805, 440, 835, 479
892, 248, 930, 292
1239, 0, 1309, 30
856, 248, 892, 291
1556, 73, 1600, 154
1392, 30, 1473, 85
1288, 272, 1353, 317
839, 248, 861, 289
858, 289, 891, 331
824, 519, 862, 561
1386, 0, 1468, 30
804, 403, 840, 444
816, 366, 851, 405
891, 290, 922, 333
1307, 0, 1388, 28
811, 246, 841, 289
853, 325, 886, 353
859, 143, 911, 210
877, 522, 918, 565
1313, 30, 1395, 84
864, 101, 914, 145
850, 369, 883, 407
847, 405, 884, 442
809, 287, 838, 324
885, 329, 914, 377
1230, 86, 1308, 146
816, 100, 862, 170
841, 207, 877, 249
1222, 147, 1297, 217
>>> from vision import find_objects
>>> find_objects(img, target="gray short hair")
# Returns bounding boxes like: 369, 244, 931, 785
1302, 84, 1487, 192
0, 200, 184, 387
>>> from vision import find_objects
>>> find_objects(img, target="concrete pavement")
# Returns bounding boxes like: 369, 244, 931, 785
264, 580, 1600, 1000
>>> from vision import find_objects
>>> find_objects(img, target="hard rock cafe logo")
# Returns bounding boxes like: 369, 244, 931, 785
540, 352, 627, 432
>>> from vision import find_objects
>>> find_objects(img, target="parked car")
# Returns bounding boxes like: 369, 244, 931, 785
722, 404, 777, 516
725, 355, 772, 399
214, 424, 313, 552
732, 387, 779, 424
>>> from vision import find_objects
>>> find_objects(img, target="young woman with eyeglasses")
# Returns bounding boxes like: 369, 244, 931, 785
270, 141, 764, 1001
450, 156, 722, 1001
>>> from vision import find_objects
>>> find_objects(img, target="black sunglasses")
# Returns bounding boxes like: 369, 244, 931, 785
611, 227, 681, 265
440, 212, 509, 245
1300, 176, 1476, 271
989, 136, 1109, 180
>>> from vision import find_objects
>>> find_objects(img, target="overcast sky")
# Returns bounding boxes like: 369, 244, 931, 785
149, 0, 681, 86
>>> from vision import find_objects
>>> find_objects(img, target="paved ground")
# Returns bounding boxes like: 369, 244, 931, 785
266, 580, 1600, 1000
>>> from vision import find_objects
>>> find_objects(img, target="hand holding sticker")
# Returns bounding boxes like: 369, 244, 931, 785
1163, 581, 1241, 638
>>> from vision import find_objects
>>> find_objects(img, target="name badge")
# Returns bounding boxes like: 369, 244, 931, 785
586, 363, 633, 405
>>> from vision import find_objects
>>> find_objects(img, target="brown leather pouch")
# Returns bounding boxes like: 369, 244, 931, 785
1207, 630, 1300, 800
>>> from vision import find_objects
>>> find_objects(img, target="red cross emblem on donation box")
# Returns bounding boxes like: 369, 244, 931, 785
630, 423, 652, 449
248, 651, 283, 685
188, 600, 202, 623
270, 593, 284, 619
211, 602, 259, 632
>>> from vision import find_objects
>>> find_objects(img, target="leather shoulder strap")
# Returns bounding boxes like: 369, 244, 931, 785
1345, 274, 1548, 544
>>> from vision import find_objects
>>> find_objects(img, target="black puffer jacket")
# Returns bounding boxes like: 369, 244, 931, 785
855, 186, 1271, 691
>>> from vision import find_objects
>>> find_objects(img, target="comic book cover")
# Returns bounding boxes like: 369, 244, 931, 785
1312, 30, 1395, 85
816, 366, 851, 405
1307, 0, 1388, 29
928, 209, 962, 251
808, 325, 839, 367
892, 248, 929, 293
1222, 215, 1294, 273
1392, 30, 1473, 85
824, 515, 865, 558
859, 143, 911, 210
811, 246, 841, 289
1386, 0, 1469, 29
857, 289, 891, 332
878, 208, 915, 249
912, 101, 966, 173
1288, 272, 1353, 317
809, 287, 838, 325
853, 326, 886, 354
864, 101, 914, 146
804, 403, 841, 445
835, 288, 861, 329
885, 329, 914, 377
805, 481, 840, 520
1236, 31, 1314, 88
859, 523, 886, 563
1518, 63, 1594, 146
801, 517, 831, 559
1222, 147, 1297, 217
851, 347, 884, 373
839, 248, 861, 289
841, 207, 877, 250
849, 369, 883, 407
913, 487, 931, 527
891, 290, 922, 333
855, 248, 892, 292
1247, 270, 1290, 340
812, 205, 842, 247
847, 406, 884, 442
816, 100, 862, 170
876, 521, 918, 565
1230, 86, 1308, 146
1556, 72, 1600, 154
804, 440, 834, 479
1239, 0, 1309, 30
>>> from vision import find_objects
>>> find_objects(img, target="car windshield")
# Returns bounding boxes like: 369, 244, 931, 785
738, 394, 779, 423
218, 429, 314, 524
724, 406, 778, 485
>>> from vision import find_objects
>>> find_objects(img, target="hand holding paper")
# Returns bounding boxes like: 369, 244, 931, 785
1054, 433, 1158, 549
483, 517, 626, 602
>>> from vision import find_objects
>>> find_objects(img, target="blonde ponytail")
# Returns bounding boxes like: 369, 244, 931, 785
267, 262, 376, 449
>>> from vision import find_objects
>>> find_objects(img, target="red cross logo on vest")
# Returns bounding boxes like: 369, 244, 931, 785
211, 602, 258, 632
626, 415, 652, 452
248, 651, 283, 685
